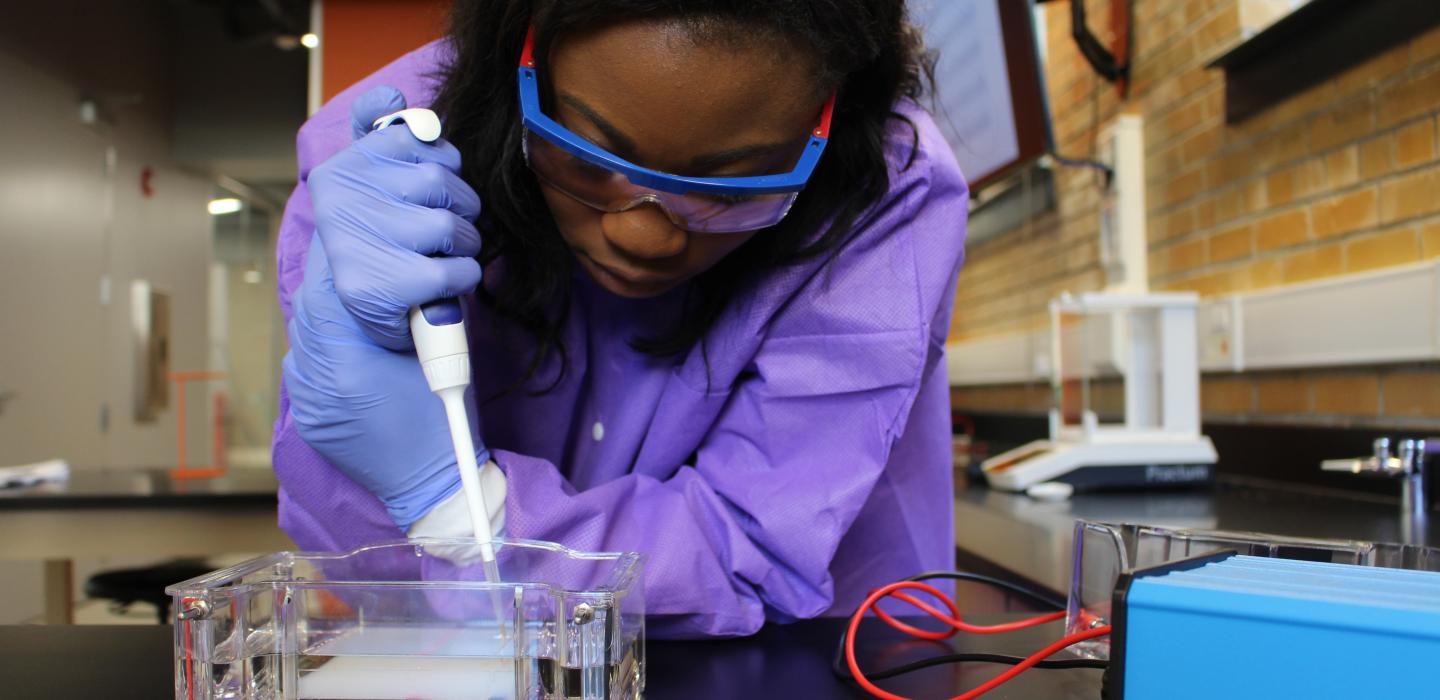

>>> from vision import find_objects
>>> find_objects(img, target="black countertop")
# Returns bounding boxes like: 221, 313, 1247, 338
0, 617, 1102, 699
0, 468, 277, 509
954, 479, 1439, 593
654, 616, 1100, 699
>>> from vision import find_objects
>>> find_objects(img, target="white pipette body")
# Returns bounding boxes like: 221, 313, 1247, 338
409, 303, 498, 563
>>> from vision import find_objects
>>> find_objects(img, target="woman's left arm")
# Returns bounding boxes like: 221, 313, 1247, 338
495, 338, 925, 637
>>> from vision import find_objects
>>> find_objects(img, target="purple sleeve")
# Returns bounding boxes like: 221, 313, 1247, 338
275, 179, 313, 325
498, 156, 968, 639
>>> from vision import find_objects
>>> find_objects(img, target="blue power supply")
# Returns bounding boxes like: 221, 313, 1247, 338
1109, 551, 1440, 699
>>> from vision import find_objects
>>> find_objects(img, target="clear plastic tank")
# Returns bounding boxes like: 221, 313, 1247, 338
167, 538, 644, 700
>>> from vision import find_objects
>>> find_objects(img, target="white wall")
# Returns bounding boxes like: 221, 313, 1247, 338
0, 48, 214, 469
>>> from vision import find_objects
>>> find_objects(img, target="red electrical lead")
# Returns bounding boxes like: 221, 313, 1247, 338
844, 580, 1112, 700
869, 583, 1065, 637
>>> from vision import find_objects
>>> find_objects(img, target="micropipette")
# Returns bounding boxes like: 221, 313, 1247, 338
408, 300, 501, 577
373, 108, 507, 625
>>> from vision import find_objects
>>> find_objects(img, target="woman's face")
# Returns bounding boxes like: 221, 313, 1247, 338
544, 20, 826, 298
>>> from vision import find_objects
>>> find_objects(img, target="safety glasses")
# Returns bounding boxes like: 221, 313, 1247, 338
517, 27, 836, 234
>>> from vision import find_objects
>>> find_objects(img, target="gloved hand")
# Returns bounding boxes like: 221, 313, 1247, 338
283, 86, 502, 531
313, 85, 484, 351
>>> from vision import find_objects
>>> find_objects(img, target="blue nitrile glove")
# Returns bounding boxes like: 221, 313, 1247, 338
315, 85, 484, 350
283, 86, 495, 530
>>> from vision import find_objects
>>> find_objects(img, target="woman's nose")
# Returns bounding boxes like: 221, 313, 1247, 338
600, 203, 687, 260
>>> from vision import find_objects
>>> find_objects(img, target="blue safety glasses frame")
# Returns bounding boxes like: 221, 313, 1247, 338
517, 26, 837, 232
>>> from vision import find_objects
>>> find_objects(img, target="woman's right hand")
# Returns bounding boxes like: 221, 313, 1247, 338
307, 85, 483, 350
282, 86, 497, 531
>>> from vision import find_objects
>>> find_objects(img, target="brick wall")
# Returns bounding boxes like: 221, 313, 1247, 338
949, 1, 1440, 429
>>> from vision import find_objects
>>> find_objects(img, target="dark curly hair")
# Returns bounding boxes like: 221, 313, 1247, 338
431, 0, 931, 391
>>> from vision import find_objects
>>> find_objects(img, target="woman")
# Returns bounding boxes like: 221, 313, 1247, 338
277, 0, 968, 638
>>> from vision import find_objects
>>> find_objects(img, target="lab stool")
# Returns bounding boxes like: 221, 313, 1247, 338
84, 560, 212, 623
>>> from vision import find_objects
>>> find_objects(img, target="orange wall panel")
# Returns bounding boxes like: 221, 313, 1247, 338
321, 0, 453, 102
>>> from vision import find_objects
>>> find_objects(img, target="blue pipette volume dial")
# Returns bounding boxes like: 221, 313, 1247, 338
420, 298, 464, 326
410, 299, 470, 392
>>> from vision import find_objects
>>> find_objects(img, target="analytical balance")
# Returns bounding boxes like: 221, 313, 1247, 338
982, 292, 1217, 493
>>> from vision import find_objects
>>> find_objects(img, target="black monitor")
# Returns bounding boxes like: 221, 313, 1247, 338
912, 0, 1054, 191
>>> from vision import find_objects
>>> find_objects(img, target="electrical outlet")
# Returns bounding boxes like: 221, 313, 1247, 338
1198, 297, 1243, 372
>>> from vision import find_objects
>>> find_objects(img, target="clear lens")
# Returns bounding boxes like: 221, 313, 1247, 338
524, 130, 798, 233
524, 130, 632, 204
662, 191, 796, 233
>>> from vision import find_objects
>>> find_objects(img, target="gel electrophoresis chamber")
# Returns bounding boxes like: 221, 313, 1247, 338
166, 538, 644, 700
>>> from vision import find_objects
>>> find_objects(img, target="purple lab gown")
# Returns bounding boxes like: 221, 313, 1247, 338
272, 41, 969, 639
